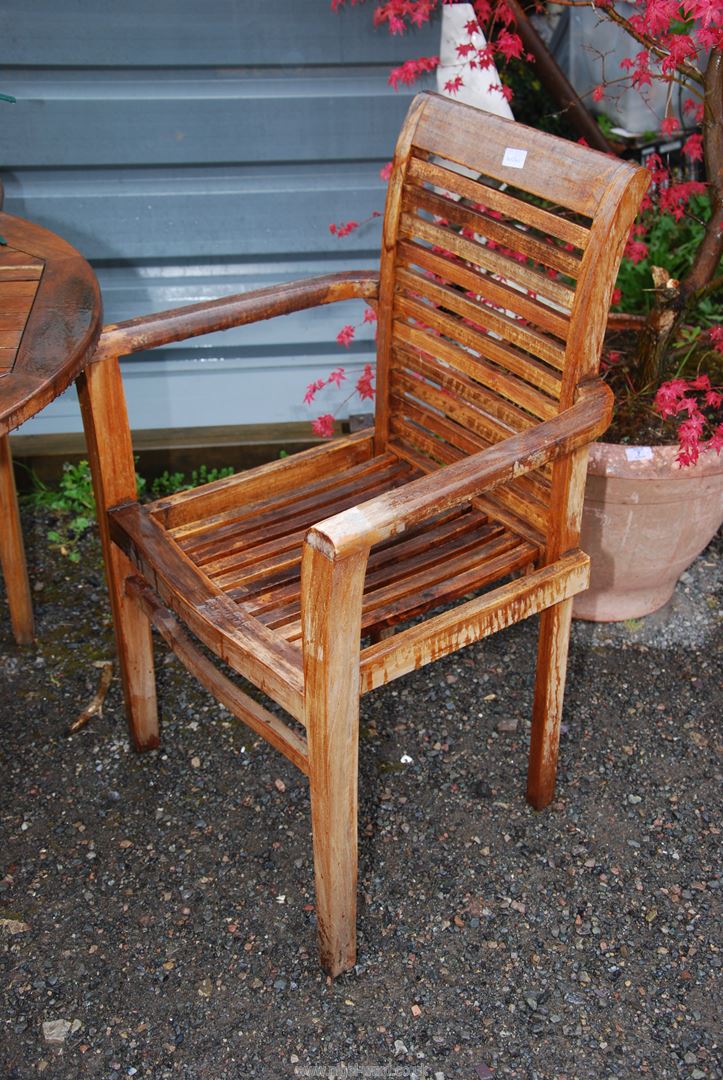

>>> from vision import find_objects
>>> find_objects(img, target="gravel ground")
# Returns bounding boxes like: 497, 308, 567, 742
1, 509, 721, 1080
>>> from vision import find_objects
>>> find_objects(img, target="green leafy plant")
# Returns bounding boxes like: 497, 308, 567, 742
25, 460, 236, 561
613, 195, 715, 316
149, 464, 234, 499
25, 461, 97, 563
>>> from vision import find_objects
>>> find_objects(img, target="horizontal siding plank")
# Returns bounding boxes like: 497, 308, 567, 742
0, 0, 438, 67
3, 167, 388, 260
15, 346, 377, 436
2, 78, 415, 167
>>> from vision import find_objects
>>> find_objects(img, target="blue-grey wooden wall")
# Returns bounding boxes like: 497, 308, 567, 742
1, 0, 437, 437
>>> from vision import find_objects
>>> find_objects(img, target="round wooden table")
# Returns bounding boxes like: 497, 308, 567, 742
0, 211, 102, 643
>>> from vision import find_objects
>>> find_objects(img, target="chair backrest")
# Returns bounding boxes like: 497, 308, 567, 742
374, 92, 649, 541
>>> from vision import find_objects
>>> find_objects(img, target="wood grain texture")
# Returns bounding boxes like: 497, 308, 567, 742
0, 212, 102, 436
359, 551, 590, 693
527, 445, 592, 809
0, 213, 101, 646
108, 501, 305, 723
154, 430, 376, 532
76, 357, 159, 750
301, 540, 367, 977
410, 94, 631, 217
310, 381, 613, 558
0, 433, 34, 643
92, 271, 379, 366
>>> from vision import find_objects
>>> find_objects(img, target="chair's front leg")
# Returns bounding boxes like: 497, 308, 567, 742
77, 358, 159, 751
301, 534, 368, 977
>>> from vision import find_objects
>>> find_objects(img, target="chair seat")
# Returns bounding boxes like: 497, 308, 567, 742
132, 446, 541, 650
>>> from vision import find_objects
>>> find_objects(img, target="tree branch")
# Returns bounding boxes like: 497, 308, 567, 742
551, 0, 704, 86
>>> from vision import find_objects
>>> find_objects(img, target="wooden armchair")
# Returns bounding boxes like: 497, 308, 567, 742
78, 93, 649, 976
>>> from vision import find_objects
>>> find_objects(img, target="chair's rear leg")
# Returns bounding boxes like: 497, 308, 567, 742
302, 541, 367, 977
0, 435, 34, 644
76, 359, 159, 751
527, 597, 573, 810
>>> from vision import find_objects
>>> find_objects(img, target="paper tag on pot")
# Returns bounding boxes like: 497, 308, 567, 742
625, 446, 654, 461
502, 147, 527, 169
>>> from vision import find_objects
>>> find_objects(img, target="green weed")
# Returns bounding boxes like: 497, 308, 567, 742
24, 460, 236, 561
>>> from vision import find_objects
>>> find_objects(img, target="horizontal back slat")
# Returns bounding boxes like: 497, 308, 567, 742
397, 236, 571, 339
394, 347, 541, 434
389, 364, 551, 507
410, 95, 624, 218
396, 267, 567, 371
394, 298, 563, 405
398, 211, 576, 309
407, 157, 591, 249
387, 416, 549, 539
402, 185, 584, 278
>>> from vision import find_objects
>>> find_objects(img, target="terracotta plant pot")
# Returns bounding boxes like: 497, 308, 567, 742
573, 442, 723, 622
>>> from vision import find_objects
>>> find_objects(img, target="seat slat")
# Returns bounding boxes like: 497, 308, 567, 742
204, 467, 419, 588
259, 517, 503, 630
168, 443, 389, 545
280, 534, 538, 641
182, 456, 413, 562
407, 156, 591, 250
359, 550, 590, 693
153, 428, 376, 531
239, 509, 493, 614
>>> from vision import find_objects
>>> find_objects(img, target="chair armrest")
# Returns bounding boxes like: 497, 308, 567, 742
308, 380, 613, 559
92, 270, 380, 361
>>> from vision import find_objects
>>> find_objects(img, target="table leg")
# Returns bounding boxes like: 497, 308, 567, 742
0, 433, 35, 644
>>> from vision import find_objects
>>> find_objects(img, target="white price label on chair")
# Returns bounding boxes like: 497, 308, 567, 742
502, 147, 527, 168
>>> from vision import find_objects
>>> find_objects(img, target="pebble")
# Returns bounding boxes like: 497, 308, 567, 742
42, 1019, 71, 1045
496, 717, 518, 733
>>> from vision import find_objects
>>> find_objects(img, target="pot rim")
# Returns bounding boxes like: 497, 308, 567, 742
588, 440, 723, 480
